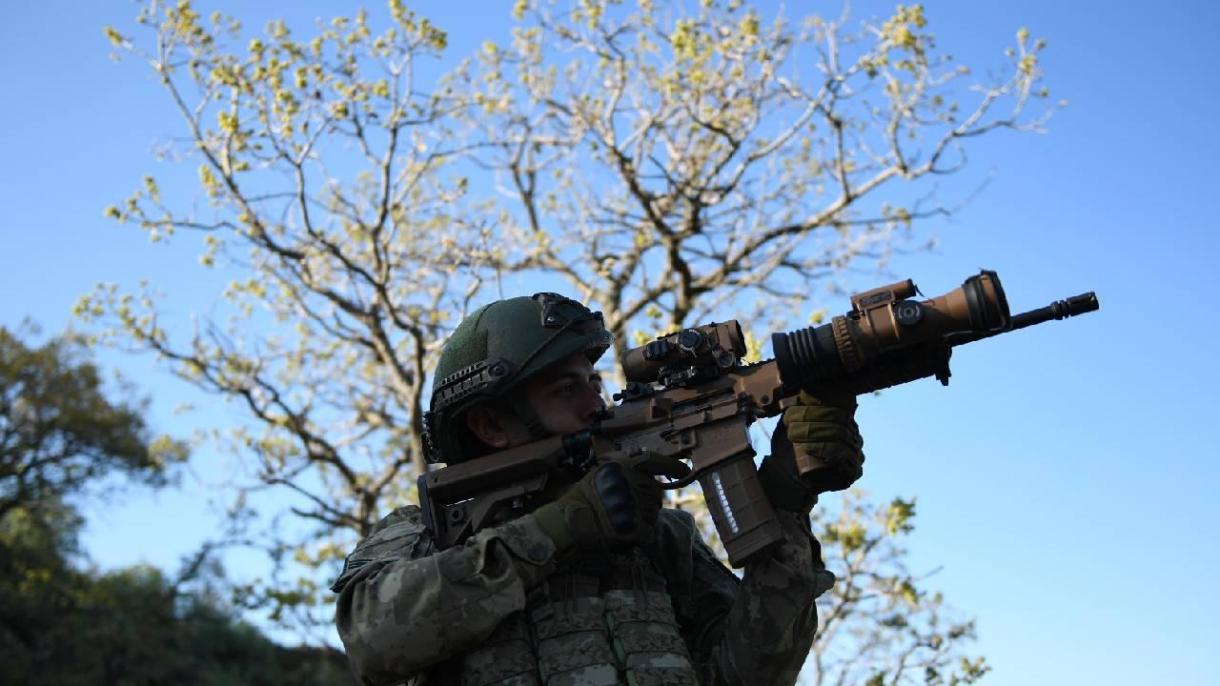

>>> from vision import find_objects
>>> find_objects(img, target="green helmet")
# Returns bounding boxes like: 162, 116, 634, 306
423, 292, 613, 464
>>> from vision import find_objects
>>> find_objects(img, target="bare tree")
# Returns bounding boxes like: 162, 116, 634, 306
81, 0, 1053, 675
86, 0, 498, 633
450, 1, 1052, 359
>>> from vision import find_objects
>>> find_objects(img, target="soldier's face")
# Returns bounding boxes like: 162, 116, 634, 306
465, 352, 605, 449
518, 353, 606, 437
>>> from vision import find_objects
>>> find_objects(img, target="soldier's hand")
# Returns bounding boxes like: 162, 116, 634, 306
783, 389, 865, 492
533, 452, 689, 551
760, 389, 864, 512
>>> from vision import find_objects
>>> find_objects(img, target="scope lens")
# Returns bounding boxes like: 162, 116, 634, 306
678, 329, 704, 351
962, 270, 1010, 331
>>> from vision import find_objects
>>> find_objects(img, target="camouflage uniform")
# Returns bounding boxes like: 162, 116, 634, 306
334, 293, 853, 685
333, 504, 834, 686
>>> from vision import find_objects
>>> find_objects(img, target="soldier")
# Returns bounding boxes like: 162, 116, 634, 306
332, 293, 865, 685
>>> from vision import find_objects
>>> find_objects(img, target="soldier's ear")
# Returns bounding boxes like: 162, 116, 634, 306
465, 404, 513, 449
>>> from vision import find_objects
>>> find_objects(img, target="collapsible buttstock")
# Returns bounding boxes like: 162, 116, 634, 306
420, 432, 594, 550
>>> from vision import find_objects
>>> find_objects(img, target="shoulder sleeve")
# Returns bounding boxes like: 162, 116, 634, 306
651, 508, 740, 633
333, 506, 560, 686
331, 506, 432, 594
660, 508, 835, 686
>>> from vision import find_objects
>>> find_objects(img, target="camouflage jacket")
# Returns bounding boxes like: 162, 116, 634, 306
333, 504, 834, 686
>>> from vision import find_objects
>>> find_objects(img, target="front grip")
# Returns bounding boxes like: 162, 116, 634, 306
698, 454, 786, 567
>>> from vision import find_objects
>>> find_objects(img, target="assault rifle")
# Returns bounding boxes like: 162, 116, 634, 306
419, 270, 1098, 567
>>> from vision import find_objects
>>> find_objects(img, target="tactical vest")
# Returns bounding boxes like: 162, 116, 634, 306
431, 547, 699, 686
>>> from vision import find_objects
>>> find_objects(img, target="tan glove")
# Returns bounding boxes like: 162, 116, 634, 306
759, 389, 865, 513
533, 452, 690, 551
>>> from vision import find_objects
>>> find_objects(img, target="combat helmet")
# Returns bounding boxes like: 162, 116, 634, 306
423, 292, 613, 464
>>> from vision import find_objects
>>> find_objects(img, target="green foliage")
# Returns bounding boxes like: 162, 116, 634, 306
0, 503, 350, 685
886, 497, 917, 535
0, 325, 345, 683
808, 491, 988, 685
0, 324, 187, 521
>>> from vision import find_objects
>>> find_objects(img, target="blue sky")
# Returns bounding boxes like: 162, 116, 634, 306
2, 1, 1218, 684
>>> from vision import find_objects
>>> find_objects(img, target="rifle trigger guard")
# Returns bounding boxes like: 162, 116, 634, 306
659, 468, 700, 490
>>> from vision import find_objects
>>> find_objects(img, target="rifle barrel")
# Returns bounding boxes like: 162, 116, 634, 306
1009, 292, 1099, 332
948, 291, 1099, 346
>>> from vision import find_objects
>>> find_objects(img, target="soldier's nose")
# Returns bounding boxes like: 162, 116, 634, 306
581, 395, 605, 422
